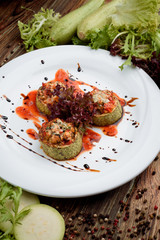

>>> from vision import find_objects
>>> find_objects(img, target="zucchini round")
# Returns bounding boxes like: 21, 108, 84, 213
93, 100, 122, 126
14, 204, 65, 240
91, 89, 122, 126
36, 81, 64, 116
39, 118, 83, 160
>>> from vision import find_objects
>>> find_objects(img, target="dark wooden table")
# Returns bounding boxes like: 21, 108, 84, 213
0, 1, 160, 239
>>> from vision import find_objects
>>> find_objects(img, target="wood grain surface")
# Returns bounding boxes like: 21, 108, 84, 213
0, 1, 160, 239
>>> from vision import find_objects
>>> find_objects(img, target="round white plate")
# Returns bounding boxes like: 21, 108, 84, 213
0, 45, 160, 198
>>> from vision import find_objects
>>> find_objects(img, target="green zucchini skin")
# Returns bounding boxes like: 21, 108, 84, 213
77, 0, 123, 40
40, 132, 83, 160
93, 100, 122, 126
50, 0, 105, 44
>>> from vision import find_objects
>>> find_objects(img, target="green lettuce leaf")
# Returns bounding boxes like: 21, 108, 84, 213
82, 0, 160, 69
111, 0, 160, 30
18, 8, 60, 51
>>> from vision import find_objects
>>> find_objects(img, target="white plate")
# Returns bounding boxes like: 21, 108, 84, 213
0, 45, 160, 198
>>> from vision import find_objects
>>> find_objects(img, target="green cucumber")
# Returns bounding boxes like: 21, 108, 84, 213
77, 0, 123, 40
51, 0, 105, 44
14, 204, 65, 240
0, 191, 39, 233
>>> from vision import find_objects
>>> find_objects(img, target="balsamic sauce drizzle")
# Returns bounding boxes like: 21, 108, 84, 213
2, 121, 33, 145
3, 95, 11, 102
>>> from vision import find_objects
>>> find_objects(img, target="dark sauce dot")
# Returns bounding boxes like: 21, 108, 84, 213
77, 63, 82, 72
41, 60, 45, 64
6, 97, 11, 102
0, 125, 6, 129
84, 164, 90, 169
6, 134, 13, 139
44, 77, 48, 81
2, 76, 5, 78
1, 115, 8, 120
102, 157, 110, 160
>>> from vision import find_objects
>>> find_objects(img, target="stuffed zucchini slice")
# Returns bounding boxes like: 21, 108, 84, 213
39, 118, 83, 160
36, 81, 65, 116
91, 89, 122, 126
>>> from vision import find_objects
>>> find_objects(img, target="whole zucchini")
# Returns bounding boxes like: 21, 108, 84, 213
50, 0, 105, 44
77, 0, 123, 40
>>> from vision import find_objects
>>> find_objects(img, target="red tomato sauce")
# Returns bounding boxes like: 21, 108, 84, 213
102, 125, 118, 137
15, 90, 47, 123
26, 129, 38, 140
82, 128, 101, 151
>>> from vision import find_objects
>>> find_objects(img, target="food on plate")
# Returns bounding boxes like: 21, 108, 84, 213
36, 81, 65, 116
90, 89, 122, 126
14, 204, 65, 240
38, 118, 83, 160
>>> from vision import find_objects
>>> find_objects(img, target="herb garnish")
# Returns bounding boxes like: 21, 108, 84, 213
0, 179, 30, 239
48, 85, 97, 128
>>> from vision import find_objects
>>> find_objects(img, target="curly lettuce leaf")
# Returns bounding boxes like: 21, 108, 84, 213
111, 0, 160, 30
82, 0, 160, 70
18, 8, 60, 51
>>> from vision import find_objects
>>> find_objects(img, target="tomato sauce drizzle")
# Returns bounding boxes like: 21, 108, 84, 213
114, 93, 126, 107
126, 97, 139, 107
26, 129, 38, 140
16, 90, 47, 123
102, 125, 118, 137
82, 128, 101, 151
